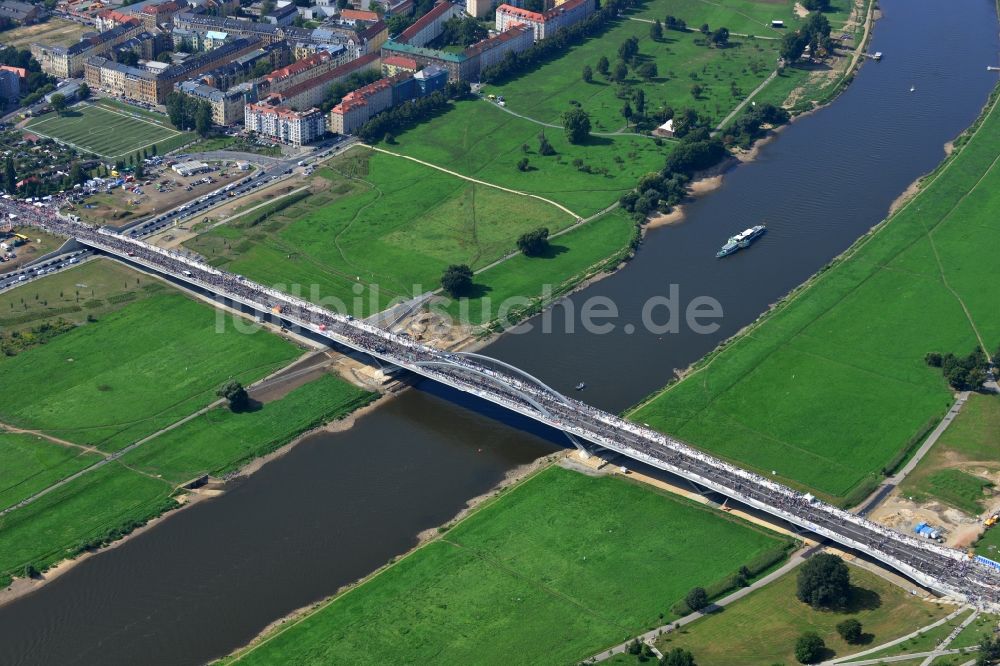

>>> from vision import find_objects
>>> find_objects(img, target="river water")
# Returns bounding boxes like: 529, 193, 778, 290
1, 1, 997, 664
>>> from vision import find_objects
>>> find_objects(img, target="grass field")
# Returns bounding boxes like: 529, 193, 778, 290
653, 564, 949, 665
389, 100, 668, 217
483, 17, 789, 130
223, 466, 792, 665
121, 374, 375, 484
0, 432, 101, 512
0, 371, 373, 586
25, 103, 191, 159
0, 461, 175, 585
185, 147, 578, 314
859, 609, 973, 661
631, 0, 856, 37
0, 18, 92, 48
0, 291, 300, 451
628, 94, 1000, 504
444, 209, 637, 327
900, 394, 1000, 517
0, 258, 165, 331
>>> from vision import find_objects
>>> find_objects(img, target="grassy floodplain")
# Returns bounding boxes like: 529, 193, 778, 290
632, 0, 856, 38
629, 94, 1000, 504
24, 102, 191, 159
387, 100, 668, 217
186, 147, 577, 313
0, 432, 102, 511
651, 564, 949, 665
0, 266, 300, 451
221, 466, 793, 665
900, 393, 1000, 516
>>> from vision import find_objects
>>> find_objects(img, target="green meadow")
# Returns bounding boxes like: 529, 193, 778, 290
0, 433, 102, 511
630, 96, 1000, 504
223, 466, 792, 665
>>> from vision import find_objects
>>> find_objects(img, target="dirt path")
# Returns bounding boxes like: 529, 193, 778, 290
0, 421, 108, 458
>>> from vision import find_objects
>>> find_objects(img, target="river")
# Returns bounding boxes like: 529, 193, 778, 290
1, 1, 997, 663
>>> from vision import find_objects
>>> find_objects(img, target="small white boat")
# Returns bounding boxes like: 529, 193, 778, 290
575, 382, 586, 391
909, 85, 916, 92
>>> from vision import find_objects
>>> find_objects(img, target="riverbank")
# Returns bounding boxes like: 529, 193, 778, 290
628, 84, 1000, 506
217, 462, 793, 665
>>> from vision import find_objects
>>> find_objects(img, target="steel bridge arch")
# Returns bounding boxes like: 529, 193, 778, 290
411, 359, 588, 452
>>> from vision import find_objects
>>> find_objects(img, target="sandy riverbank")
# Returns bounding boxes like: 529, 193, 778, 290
888, 140, 955, 215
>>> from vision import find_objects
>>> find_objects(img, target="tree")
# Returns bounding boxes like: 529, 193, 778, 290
710, 27, 729, 47
23, 563, 38, 579
582, 64, 593, 83
685, 586, 708, 612
441, 264, 473, 297
633, 88, 645, 116
440, 15, 487, 47
4, 155, 15, 194
636, 61, 657, 81
156, 51, 173, 63
516, 227, 549, 256
795, 632, 825, 664
699, 22, 709, 34
596, 55, 610, 77
650, 18, 663, 41
78, 82, 90, 99
151, 144, 157, 156
516, 157, 529, 171
976, 636, 1000, 666
117, 50, 139, 66
621, 100, 633, 127
537, 132, 555, 156
803, 0, 831, 11
194, 101, 212, 137
562, 107, 591, 143
386, 14, 413, 35
618, 36, 639, 63
661, 648, 696, 666
50, 93, 66, 115
69, 161, 84, 185
690, 83, 703, 98
796, 553, 850, 609
780, 29, 809, 61
217, 380, 249, 411
836, 618, 863, 644
253, 59, 273, 78
612, 60, 629, 83
134, 160, 144, 179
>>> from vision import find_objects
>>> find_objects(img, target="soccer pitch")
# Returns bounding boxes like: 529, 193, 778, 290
25, 103, 189, 159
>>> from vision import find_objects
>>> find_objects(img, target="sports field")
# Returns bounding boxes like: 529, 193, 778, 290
629, 95, 1000, 504
654, 563, 948, 665
0, 288, 300, 451
222, 465, 792, 665
25, 103, 190, 159
186, 147, 578, 314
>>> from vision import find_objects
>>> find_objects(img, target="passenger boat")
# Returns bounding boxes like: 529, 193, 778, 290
575, 382, 586, 391
716, 225, 766, 258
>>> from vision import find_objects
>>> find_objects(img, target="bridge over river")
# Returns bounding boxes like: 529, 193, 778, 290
13, 202, 1000, 610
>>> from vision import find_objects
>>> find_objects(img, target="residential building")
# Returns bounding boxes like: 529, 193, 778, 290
173, 12, 284, 45
328, 73, 398, 134
197, 41, 293, 90
177, 79, 255, 124
337, 8, 379, 24
95, 9, 136, 32
495, 0, 594, 41
85, 37, 264, 104
464, 23, 531, 71
394, 1, 463, 47
382, 54, 417, 76
0, 68, 19, 101
262, 50, 380, 110
32, 19, 145, 77
262, 2, 298, 26
245, 102, 326, 145
262, 48, 346, 95
0, 0, 43, 25
139, 0, 184, 30
412, 63, 447, 95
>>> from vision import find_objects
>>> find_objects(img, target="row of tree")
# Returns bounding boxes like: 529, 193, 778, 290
356, 80, 469, 143
0, 46, 56, 106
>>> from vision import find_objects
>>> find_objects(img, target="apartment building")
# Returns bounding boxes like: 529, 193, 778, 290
244, 102, 326, 145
